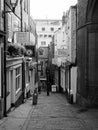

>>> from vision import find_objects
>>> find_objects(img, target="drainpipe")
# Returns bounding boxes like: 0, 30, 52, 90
20, 0, 25, 103
20, 0, 23, 32
4, 0, 7, 117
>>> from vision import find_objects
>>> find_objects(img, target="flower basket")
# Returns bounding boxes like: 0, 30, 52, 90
7, 43, 26, 57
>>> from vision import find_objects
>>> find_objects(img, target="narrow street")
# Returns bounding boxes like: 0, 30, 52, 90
0, 92, 98, 130
0, 0, 98, 130
22, 92, 98, 130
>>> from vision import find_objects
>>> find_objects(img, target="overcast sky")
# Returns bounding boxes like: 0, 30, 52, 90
30, 0, 77, 19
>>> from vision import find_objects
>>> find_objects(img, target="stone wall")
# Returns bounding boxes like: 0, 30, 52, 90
77, 0, 98, 107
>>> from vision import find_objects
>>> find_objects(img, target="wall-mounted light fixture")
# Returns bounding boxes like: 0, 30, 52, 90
2, 0, 18, 17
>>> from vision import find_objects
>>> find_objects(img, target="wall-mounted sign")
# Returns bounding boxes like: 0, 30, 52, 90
15, 32, 29, 44
25, 45, 35, 57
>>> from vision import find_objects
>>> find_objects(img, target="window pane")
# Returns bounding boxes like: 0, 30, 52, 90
50, 27, 54, 31
15, 67, 21, 91
42, 27, 45, 31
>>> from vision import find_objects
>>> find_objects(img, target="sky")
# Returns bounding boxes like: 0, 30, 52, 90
30, 0, 77, 20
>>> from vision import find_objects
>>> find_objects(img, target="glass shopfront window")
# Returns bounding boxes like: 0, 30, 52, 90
15, 66, 22, 93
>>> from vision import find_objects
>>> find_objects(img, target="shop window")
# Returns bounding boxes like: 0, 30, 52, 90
6, 71, 10, 96
26, 62, 30, 83
15, 66, 21, 92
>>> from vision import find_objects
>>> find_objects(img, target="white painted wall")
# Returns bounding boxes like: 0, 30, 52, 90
61, 68, 66, 92
36, 20, 62, 48
71, 67, 77, 103
66, 6, 76, 63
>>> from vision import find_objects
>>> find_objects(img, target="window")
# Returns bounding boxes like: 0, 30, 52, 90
39, 34, 43, 37
39, 48, 44, 55
24, 23, 26, 31
42, 27, 45, 31
44, 34, 47, 38
6, 71, 10, 95
41, 41, 46, 46
50, 27, 54, 31
48, 35, 52, 37
16, 67, 21, 92
26, 62, 30, 83
40, 61, 44, 76
24, 0, 26, 12
24, 0, 28, 13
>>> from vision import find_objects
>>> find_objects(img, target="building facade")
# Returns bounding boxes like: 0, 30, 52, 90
0, 0, 37, 118
5, 0, 27, 112
35, 19, 62, 85
35, 19, 62, 48
53, 6, 77, 103
77, 0, 98, 107
64, 6, 77, 103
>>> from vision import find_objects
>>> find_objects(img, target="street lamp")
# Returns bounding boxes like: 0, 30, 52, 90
2, 0, 18, 17
10, 0, 18, 11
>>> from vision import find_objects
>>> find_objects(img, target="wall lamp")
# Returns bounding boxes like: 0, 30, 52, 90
2, 0, 18, 17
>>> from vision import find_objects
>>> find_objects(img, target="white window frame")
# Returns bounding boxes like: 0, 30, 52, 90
15, 66, 22, 94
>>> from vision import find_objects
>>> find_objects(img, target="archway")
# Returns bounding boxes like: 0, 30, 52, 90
86, 0, 98, 22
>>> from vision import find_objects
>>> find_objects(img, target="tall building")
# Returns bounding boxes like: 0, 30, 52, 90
35, 19, 62, 48
35, 19, 62, 82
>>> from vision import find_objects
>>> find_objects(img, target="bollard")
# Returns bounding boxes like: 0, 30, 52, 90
69, 94, 73, 104
32, 89, 38, 105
